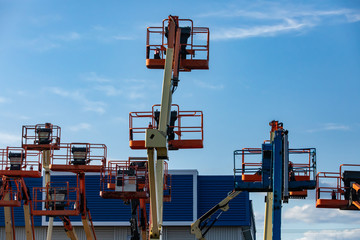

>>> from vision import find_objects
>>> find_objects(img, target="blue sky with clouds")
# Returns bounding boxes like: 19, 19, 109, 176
1, 0, 360, 239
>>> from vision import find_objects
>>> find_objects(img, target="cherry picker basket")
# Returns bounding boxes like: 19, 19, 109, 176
129, 104, 203, 150
100, 157, 171, 202
0, 177, 23, 207
0, 147, 42, 178
146, 17, 209, 71
22, 123, 61, 150
32, 181, 80, 216
49, 143, 107, 173
316, 164, 360, 210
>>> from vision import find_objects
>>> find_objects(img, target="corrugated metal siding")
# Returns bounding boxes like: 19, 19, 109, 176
163, 174, 194, 221
163, 226, 195, 240
198, 176, 250, 226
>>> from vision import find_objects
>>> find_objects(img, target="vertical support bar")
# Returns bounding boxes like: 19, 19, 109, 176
4, 192, 14, 240
147, 148, 160, 239
156, 158, 164, 225
79, 173, 96, 240
43, 149, 54, 240
283, 133, 289, 203
263, 192, 273, 240
272, 131, 283, 240
23, 203, 33, 240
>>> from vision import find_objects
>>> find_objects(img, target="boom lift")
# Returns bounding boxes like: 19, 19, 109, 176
0, 146, 43, 240
32, 142, 107, 240
316, 164, 360, 210
131, 16, 209, 239
22, 123, 61, 240
191, 121, 317, 240
100, 157, 171, 240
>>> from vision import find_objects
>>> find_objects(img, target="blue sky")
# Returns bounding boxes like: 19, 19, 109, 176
1, 0, 359, 239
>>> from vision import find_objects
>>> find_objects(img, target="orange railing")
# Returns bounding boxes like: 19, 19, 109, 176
100, 157, 171, 201
51, 143, 107, 168
0, 177, 23, 207
32, 182, 80, 216
234, 147, 316, 182
146, 18, 209, 71
0, 147, 42, 177
22, 123, 61, 150
129, 104, 203, 150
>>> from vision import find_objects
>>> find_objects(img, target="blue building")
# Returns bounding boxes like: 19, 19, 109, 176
0, 170, 256, 240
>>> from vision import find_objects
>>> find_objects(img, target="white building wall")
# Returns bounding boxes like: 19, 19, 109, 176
0, 226, 245, 240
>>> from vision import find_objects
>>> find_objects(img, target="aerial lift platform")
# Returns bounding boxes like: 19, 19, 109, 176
316, 164, 360, 210
0, 146, 43, 240
191, 121, 317, 240
32, 142, 106, 240
131, 15, 209, 239
22, 123, 61, 240
100, 157, 171, 240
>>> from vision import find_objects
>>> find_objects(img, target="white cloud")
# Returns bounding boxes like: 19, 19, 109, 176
82, 72, 112, 83
95, 85, 122, 96
307, 123, 350, 133
194, 79, 224, 90
212, 18, 309, 40
201, 5, 360, 40
55, 32, 81, 41
0, 132, 20, 146
297, 229, 360, 240
0, 97, 10, 103
47, 87, 106, 114
69, 123, 91, 132
284, 204, 360, 224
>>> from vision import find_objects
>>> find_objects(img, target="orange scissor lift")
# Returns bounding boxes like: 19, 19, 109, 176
100, 157, 171, 240
32, 142, 107, 240
0, 146, 42, 240
132, 16, 209, 240
316, 164, 360, 210
22, 123, 61, 240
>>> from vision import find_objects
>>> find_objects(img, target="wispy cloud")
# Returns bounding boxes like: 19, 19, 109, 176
113, 35, 135, 41
47, 87, 106, 114
212, 18, 309, 40
297, 228, 360, 240
307, 123, 350, 133
201, 4, 360, 40
194, 79, 224, 90
95, 85, 122, 96
69, 123, 91, 132
284, 204, 360, 224
0, 132, 20, 146
0, 97, 10, 103
82, 72, 112, 83
54, 32, 81, 41
23, 31, 81, 51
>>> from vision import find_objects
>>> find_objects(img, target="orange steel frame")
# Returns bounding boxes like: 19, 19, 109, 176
0, 147, 40, 240
0, 147, 42, 178
22, 124, 61, 150
32, 181, 80, 216
129, 104, 203, 150
316, 164, 360, 210
48, 142, 107, 239
146, 18, 209, 71
49, 143, 106, 173
100, 157, 171, 201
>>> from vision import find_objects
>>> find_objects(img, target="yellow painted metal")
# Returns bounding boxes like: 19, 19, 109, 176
43, 149, 55, 240
147, 148, 160, 239
66, 229, 79, 240
4, 193, 14, 240
23, 203, 33, 240
82, 217, 95, 240
263, 192, 273, 240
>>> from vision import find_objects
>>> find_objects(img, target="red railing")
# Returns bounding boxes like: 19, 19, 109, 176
0, 147, 42, 177
32, 182, 80, 216
50, 143, 107, 172
0, 177, 23, 207
22, 123, 61, 150
146, 17, 209, 71
129, 104, 203, 150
